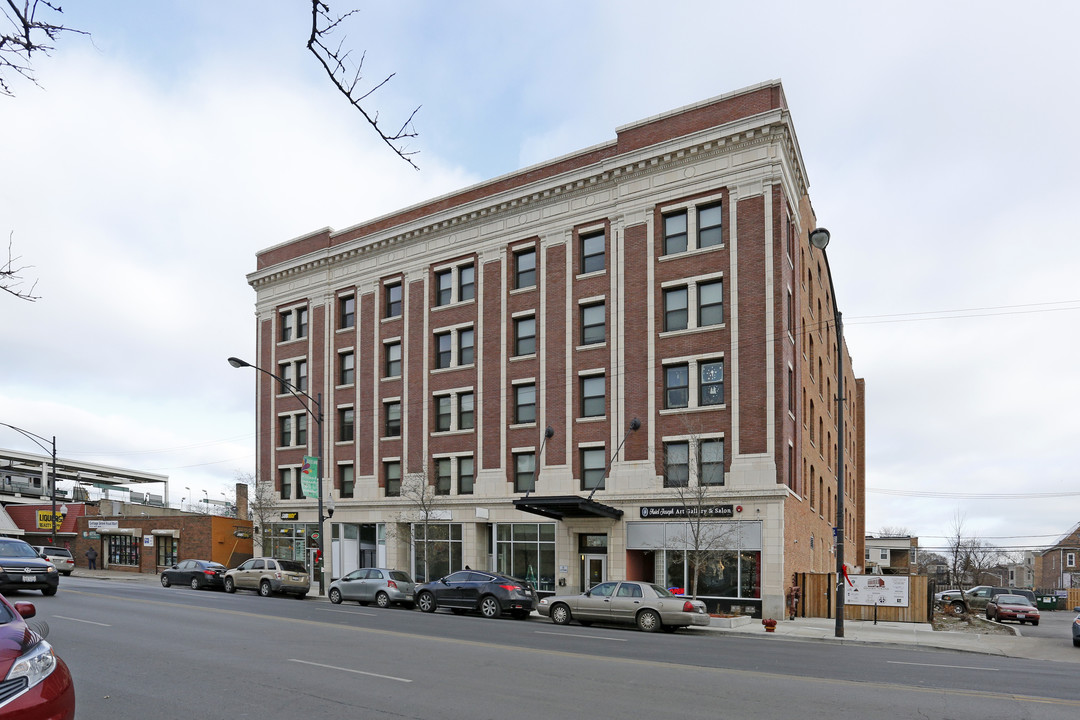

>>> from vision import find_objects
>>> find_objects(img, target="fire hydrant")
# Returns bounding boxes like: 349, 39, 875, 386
762, 618, 777, 632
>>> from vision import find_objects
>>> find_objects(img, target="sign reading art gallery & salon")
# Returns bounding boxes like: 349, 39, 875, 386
639, 505, 734, 519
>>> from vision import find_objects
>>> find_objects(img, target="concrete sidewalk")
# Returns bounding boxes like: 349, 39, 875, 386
68, 569, 1078, 663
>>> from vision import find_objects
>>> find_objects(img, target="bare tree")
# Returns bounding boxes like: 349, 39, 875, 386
307, 1, 420, 169
392, 464, 448, 583
662, 428, 737, 600
945, 511, 1004, 589
238, 470, 279, 556
2, 233, 39, 300
878, 526, 912, 538
1, 0, 87, 96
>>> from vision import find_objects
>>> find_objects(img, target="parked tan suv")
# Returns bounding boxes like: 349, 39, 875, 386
223, 557, 310, 598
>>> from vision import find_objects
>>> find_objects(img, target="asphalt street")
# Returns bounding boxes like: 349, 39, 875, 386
8, 572, 1077, 720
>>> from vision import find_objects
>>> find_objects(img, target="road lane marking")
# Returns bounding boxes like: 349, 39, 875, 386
534, 630, 628, 642
53, 615, 111, 627
320, 608, 378, 617
888, 661, 998, 671
289, 658, 411, 683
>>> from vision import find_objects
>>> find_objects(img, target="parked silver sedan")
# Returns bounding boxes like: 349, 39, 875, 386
329, 568, 415, 608
537, 581, 711, 632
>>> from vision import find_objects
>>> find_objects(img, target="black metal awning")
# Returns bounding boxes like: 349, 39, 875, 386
513, 495, 624, 521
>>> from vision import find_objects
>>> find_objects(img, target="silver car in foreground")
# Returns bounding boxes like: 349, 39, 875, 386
329, 568, 415, 608
537, 581, 711, 632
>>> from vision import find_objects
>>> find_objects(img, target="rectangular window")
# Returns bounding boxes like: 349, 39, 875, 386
515, 248, 536, 289
385, 401, 401, 437
278, 362, 293, 394
581, 447, 606, 491
700, 360, 724, 406
700, 439, 724, 485
436, 458, 452, 495
435, 270, 452, 306
665, 442, 690, 487
459, 264, 475, 301
458, 328, 475, 365
297, 308, 308, 338
458, 392, 475, 430
385, 283, 402, 318
514, 452, 535, 493
297, 360, 308, 392
581, 302, 605, 345
279, 416, 292, 447
581, 231, 605, 274
340, 464, 354, 498
1068, 552, 1076, 568
515, 316, 536, 356
664, 287, 688, 331
435, 332, 452, 369
581, 375, 605, 418
339, 351, 355, 385
663, 211, 688, 255
385, 342, 401, 377
340, 295, 355, 329
279, 467, 293, 500
458, 456, 474, 495
698, 202, 722, 248
435, 395, 452, 432
280, 311, 294, 342
385, 461, 401, 497
515, 383, 536, 424
665, 364, 689, 409
698, 280, 723, 327
339, 408, 354, 442
295, 414, 307, 446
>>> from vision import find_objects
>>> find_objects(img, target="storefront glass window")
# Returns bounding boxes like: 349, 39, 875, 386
156, 537, 178, 567
108, 535, 139, 566
496, 522, 556, 592
411, 523, 462, 583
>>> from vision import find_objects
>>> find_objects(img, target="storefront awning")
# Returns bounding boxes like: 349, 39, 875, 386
513, 495, 623, 521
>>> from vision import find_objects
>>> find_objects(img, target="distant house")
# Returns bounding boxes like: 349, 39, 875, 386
864, 535, 918, 575
1035, 522, 1080, 590
1005, 551, 1036, 589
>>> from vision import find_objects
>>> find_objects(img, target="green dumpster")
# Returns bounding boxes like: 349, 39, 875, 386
1036, 595, 1057, 610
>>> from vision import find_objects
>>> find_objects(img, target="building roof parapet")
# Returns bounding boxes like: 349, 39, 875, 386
249, 89, 806, 291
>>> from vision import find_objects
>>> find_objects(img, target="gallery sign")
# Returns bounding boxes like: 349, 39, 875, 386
639, 505, 734, 519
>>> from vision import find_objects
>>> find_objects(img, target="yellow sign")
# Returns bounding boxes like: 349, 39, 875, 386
37, 510, 63, 530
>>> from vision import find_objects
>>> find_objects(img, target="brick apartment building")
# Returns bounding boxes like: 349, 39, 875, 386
241, 80, 865, 618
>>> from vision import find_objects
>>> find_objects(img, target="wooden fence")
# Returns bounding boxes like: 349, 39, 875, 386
792, 573, 932, 623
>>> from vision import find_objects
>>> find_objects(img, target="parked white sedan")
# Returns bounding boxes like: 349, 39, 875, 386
537, 581, 711, 632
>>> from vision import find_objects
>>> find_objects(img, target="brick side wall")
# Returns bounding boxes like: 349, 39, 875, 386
623, 223, 649, 462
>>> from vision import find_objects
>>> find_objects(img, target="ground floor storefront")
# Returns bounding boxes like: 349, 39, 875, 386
271, 497, 786, 618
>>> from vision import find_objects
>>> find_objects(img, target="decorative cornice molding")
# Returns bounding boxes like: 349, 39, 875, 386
250, 116, 803, 290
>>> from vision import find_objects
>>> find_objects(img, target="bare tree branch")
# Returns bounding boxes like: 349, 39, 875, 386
2, 232, 40, 300
307, 1, 420, 169
1, 0, 88, 96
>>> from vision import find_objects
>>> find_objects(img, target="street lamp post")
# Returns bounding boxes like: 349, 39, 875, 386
1, 422, 59, 543
809, 227, 846, 639
228, 356, 327, 596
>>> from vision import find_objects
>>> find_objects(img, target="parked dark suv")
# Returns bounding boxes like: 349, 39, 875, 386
0, 537, 60, 596
415, 570, 536, 619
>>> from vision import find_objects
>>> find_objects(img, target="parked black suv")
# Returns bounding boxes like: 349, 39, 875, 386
415, 570, 536, 619
0, 537, 60, 596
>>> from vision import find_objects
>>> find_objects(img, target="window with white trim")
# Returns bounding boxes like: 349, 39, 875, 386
580, 375, 605, 418
661, 196, 725, 256
277, 359, 308, 394
662, 357, 725, 410
580, 230, 605, 274
279, 306, 308, 342
432, 389, 474, 433
662, 277, 724, 333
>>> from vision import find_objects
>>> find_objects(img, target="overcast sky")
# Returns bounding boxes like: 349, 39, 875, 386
2, 1, 1077, 556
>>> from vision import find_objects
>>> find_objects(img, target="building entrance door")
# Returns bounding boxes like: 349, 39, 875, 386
582, 554, 606, 592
